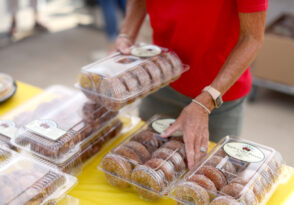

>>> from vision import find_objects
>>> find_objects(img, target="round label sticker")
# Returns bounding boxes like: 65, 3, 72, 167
223, 142, 265, 163
151, 118, 182, 137
0, 120, 15, 128
131, 45, 162, 58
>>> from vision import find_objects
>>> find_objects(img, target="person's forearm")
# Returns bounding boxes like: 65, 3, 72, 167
120, 0, 147, 42
198, 12, 266, 110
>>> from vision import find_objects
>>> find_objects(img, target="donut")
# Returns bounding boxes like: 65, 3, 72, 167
162, 52, 183, 76
119, 72, 139, 95
152, 56, 173, 82
210, 196, 241, 205
221, 183, 258, 205
152, 148, 186, 172
102, 154, 132, 188
131, 130, 160, 153
145, 158, 175, 182
215, 149, 227, 158
197, 166, 227, 190
174, 181, 210, 205
142, 61, 162, 87
99, 77, 128, 110
131, 165, 165, 200
114, 145, 143, 164
188, 174, 217, 194
205, 156, 236, 175
162, 140, 186, 160
260, 169, 274, 191
130, 66, 152, 89
78, 73, 94, 90
124, 141, 151, 163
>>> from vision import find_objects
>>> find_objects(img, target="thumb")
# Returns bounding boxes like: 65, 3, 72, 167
161, 121, 181, 138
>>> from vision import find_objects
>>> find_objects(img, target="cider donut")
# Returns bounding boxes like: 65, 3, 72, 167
145, 158, 175, 182
102, 154, 132, 188
221, 183, 258, 205
162, 52, 183, 76
152, 148, 186, 172
142, 61, 162, 87
197, 166, 227, 190
114, 145, 143, 164
209, 196, 241, 205
131, 165, 165, 200
188, 174, 217, 194
174, 181, 210, 205
205, 156, 236, 175
162, 140, 186, 160
131, 130, 160, 153
152, 56, 173, 82
124, 141, 151, 163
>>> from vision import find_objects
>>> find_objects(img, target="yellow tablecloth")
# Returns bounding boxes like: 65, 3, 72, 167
2, 82, 294, 205
0, 81, 42, 116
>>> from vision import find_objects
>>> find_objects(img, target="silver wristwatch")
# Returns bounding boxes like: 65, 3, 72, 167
202, 86, 223, 108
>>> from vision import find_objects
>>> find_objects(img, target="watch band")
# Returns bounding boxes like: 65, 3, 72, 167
202, 85, 223, 108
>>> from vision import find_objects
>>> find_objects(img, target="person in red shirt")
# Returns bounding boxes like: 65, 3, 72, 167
114, 0, 267, 169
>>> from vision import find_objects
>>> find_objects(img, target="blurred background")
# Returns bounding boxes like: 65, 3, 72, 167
0, 0, 293, 165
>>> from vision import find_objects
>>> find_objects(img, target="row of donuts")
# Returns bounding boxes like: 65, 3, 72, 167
79, 52, 184, 110
102, 129, 188, 200
173, 149, 283, 205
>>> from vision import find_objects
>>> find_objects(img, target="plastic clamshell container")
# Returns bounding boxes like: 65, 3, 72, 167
0, 145, 77, 205
170, 136, 284, 205
0, 85, 77, 148
0, 73, 15, 102
76, 44, 189, 111
12, 91, 117, 162
32, 118, 123, 175
99, 115, 188, 200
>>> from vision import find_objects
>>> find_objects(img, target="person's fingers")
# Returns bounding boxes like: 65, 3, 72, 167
199, 130, 209, 160
193, 134, 202, 166
116, 38, 132, 54
161, 120, 181, 138
183, 132, 195, 169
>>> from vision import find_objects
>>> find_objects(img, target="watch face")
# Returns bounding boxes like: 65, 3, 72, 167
215, 97, 223, 108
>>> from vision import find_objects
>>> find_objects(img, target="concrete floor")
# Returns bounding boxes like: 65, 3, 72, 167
0, 0, 293, 166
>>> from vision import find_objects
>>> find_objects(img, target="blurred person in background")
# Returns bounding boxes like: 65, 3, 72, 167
91, 0, 127, 59
98, 0, 127, 42
114, 0, 267, 169
6, 0, 48, 37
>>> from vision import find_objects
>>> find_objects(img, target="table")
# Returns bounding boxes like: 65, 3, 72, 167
1, 82, 294, 205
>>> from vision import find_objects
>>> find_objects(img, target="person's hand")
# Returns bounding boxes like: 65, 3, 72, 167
112, 34, 134, 54
161, 93, 214, 169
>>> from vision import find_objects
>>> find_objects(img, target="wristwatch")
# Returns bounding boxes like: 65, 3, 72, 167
202, 86, 223, 108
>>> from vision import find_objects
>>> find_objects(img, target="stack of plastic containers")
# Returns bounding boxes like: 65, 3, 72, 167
0, 85, 76, 148
0, 144, 77, 204
99, 115, 285, 204
2, 85, 122, 175
76, 44, 189, 111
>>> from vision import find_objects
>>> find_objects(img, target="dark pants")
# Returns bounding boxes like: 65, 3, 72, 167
139, 86, 246, 142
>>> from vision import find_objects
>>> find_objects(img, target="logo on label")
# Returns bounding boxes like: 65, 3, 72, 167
0, 120, 17, 139
223, 142, 265, 163
25, 119, 66, 141
151, 118, 182, 137
131, 45, 162, 58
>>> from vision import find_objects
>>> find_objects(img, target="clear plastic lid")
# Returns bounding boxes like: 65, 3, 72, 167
76, 44, 189, 111
99, 115, 188, 200
0, 85, 77, 147
0, 73, 15, 101
170, 136, 284, 205
0, 145, 77, 205
31, 118, 123, 175
12, 91, 117, 161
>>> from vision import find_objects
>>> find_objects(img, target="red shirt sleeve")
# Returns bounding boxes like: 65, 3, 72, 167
237, 0, 268, 13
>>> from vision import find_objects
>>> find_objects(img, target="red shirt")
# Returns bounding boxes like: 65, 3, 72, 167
146, 0, 268, 101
